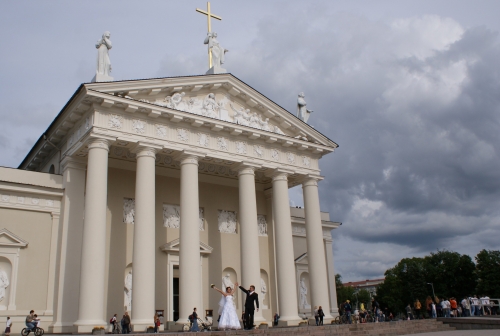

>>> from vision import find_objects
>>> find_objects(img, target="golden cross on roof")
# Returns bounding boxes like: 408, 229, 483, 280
196, 2, 222, 68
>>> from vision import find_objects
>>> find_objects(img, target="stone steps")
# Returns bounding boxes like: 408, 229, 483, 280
145, 319, 455, 336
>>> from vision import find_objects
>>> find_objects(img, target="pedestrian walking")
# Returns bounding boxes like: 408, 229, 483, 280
318, 306, 324, 325
5, 317, 11, 336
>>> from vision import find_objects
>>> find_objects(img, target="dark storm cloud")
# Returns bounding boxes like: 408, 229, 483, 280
2, 1, 500, 280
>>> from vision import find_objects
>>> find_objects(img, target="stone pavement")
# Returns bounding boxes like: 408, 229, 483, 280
404, 330, 500, 336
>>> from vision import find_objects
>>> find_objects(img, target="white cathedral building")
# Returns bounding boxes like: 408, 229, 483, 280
0, 31, 340, 333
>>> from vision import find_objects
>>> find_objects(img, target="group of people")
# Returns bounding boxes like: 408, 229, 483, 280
407, 295, 496, 319
340, 298, 390, 324
109, 312, 131, 334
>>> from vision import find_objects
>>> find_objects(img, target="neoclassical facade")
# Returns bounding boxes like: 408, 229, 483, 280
1, 74, 339, 333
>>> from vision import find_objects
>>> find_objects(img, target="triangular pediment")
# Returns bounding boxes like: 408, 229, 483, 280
160, 238, 213, 254
0, 229, 28, 247
295, 252, 308, 265
85, 74, 338, 148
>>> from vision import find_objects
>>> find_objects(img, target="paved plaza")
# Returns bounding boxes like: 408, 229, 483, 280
406, 330, 499, 336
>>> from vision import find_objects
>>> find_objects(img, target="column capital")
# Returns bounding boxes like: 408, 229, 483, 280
265, 168, 295, 181
61, 156, 87, 172
301, 174, 324, 187
174, 150, 206, 165
82, 133, 116, 151
235, 162, 261, 176
131, 142, 162, 159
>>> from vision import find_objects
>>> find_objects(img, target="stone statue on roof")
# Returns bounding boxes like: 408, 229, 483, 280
204, 32, 228, 74
297, 92, 313, 123
93, 31, 113, 82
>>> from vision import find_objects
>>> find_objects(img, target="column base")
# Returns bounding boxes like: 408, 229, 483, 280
48, 322, 75, 334
331, 307, 339, 317
131, 319, 155, 332
277, 316, 302, 327
73, 319, 108, 333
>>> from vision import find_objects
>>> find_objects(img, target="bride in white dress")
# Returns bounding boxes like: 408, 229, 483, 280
211, 282, 241, 330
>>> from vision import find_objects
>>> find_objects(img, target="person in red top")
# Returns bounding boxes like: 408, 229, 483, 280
450, 298, 458, 317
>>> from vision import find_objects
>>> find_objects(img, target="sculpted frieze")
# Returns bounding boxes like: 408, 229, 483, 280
132, 119, 146, 134
163, 204, 204, 230
156, 125, 167, 138
123, 198, 135, 224
218, 210, 237, 234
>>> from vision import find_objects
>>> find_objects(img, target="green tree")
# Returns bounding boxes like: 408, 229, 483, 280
475, 249, 500, 297
376, 250, 478, 315
334, 274, 355, 308
357, 289, 371, 307
423, 250, 476, 299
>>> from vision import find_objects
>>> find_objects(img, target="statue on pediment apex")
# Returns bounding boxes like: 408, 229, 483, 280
204, 32, 228, 68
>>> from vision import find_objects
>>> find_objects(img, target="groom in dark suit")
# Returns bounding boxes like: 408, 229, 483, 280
238, 285, 259, 330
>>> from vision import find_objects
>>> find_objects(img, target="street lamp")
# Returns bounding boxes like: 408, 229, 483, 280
427, 283, 435, 299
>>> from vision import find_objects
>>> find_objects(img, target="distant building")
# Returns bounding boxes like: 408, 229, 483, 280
344, 278, 385, 296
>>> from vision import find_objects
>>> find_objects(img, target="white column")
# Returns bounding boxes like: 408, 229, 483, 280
131, 145, 159, 331
302, 177, 332, 320
178, 154, 201, 323
271, 171, 301, 326
324, 239, 339, 316
238, 164, 264, 322
74, 138, 110, 332
50, 158, 86, 333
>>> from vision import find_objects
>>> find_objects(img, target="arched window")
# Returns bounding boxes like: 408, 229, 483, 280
48, 164, 55, 174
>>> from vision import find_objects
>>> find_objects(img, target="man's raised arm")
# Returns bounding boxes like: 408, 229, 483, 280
239, 286, 249, 294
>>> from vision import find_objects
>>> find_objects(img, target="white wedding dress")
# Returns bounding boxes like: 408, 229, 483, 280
218, 295, 241, 330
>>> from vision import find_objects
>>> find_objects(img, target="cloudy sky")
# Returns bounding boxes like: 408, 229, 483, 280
1, 1, 499, 281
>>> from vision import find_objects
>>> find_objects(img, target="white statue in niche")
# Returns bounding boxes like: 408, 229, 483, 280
218, 210, 237, 234
297, 92, 313, 123
299, 278, 310, 309
260, 278, 268, 309
257, 215, 267, 236
199, 208, 205, 231
124, 271, 132, 311
222, 274, 234, 291
204, 32, 228, 68
123, 198, 135, 224
95, 31, 112, 77
0, 268, 9, 303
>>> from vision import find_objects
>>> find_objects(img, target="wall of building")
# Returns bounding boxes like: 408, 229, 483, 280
104, 166, 274, 324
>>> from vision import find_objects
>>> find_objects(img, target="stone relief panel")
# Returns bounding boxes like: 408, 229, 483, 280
133, 92, 290, 136
257, 215, 267, 236
162, 204, 204, 230
177, 128, 189, 142
132, 119, 146, 134
218, 210, 237, 234
254, 145, 264, 158
198, 133, 210, 147
292, 225, 306, 236
123, 198, 135, 224
217, 137, 229, 151
302, 156, 311, 168
287, 152, 296, 165
235, 141, 247, 155
163, 204, 180, 228
108, 114, 123, 129
271, 149, 280, 161
156, 125, 167, 138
